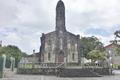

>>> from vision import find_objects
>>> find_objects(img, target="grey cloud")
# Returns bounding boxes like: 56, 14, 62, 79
0, 0, 120, 54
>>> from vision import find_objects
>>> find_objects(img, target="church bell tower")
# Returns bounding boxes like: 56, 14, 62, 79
56, 0, 66, 32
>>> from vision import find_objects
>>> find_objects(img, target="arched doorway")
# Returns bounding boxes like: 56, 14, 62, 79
57, 50, 64, 63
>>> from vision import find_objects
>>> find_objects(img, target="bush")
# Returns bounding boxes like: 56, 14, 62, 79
112, 64, 120, 69
118, 65, 120, 69
5, 58, 11, 68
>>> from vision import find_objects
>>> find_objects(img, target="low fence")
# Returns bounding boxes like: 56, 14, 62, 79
83, 62, 110, 68
17, 61, 112, 76
17, 62, 65, 75
18, 61, 110, 69
18, 62, 65, 69
17, 57, 111, 75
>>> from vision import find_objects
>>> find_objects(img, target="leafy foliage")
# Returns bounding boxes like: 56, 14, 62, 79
80, 36, 105, 58
87, 50, 106, 62
0, 45, 27, 67
116, 46, 120, 56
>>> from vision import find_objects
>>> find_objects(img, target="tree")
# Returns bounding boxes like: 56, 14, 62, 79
80, 36, 105, 58
116, 46, 120, 56
87, 50, 106, 62
0, 45, 27, 67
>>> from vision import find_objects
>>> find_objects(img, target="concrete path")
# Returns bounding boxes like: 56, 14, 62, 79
113, 70, 120, 75
1, 70, 120, 80
3, 69, 16, 78
1, 74, 120, 80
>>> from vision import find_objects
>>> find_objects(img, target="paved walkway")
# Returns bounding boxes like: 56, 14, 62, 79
1, 70, 120, 80
3, 69, 16, 78
1, 74, 120, 80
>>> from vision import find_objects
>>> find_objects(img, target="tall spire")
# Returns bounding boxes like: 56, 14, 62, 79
59, 0, 62, 2
56, 0, 66, 32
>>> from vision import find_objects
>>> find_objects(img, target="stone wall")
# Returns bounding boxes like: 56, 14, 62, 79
39, 0, 81, 64
17, 68, 57, 75
17, 67, 112, 77
58, 68, 112, 77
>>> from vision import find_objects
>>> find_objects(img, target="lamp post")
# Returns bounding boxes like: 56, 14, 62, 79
108, 50, 113, 75
108, 50, 112, 68
33, 49, 36, 68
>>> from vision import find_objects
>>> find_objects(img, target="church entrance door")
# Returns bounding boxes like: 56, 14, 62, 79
58, 51, 64, 63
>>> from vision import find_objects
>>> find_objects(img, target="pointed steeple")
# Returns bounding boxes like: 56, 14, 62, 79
56, 0, 66, 32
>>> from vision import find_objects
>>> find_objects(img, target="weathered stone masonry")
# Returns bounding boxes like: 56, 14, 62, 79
39, 0, 81, 64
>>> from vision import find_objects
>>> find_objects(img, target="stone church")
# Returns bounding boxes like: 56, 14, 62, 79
39, 0, 81, 64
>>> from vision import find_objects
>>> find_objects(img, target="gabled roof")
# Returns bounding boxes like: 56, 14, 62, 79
27, 52, 40, 57
104, 43, 114, 48
105, 43, 120, 48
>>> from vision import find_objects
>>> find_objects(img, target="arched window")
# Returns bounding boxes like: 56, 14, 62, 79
72, 53, 75, 61
48, 53, 51, 61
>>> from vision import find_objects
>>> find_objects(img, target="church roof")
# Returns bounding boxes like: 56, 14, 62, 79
67, 31, 78, 37
44, 31, 56, 37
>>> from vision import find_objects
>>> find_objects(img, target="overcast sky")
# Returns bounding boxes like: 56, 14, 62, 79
0, 0, 120, 54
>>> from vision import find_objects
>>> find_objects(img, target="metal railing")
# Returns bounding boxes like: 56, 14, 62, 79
83, 62, 110, 68
18, 62, 65, 69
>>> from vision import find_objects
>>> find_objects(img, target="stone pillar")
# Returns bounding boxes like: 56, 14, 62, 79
2, 54, 6, 71
77, 35, 81, 65
10, 57, 15, 71
64, 57, 67, 67
1, 54, 6, 78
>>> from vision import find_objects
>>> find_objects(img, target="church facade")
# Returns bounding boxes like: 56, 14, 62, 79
39, 0, 81, 64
